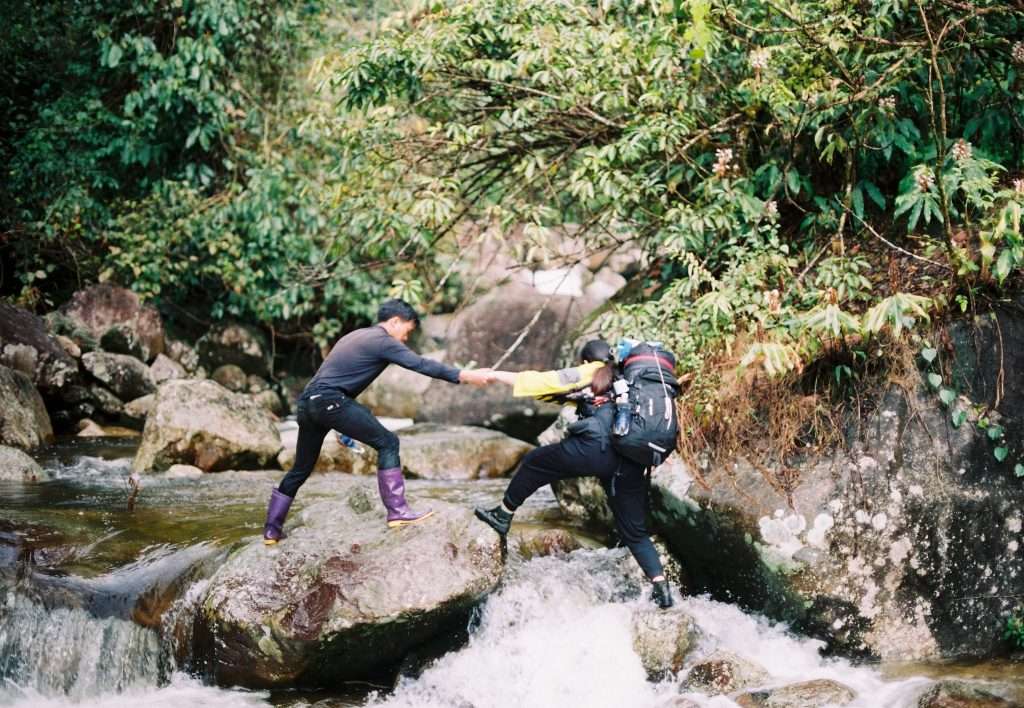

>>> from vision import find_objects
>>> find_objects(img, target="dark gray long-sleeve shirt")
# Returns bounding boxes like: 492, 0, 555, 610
304, 325, 461, 398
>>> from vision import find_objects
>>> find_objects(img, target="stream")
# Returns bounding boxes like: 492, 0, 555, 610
2, 438, 1022, 707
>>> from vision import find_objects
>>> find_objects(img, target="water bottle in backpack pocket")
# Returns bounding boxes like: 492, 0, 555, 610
610, 343, 679, 467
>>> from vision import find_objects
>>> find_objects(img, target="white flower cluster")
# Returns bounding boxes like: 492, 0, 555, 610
749, 48, 771, 71
951, 139, 972, 161
1013, 41, 1024, 65
878, 96, 897, 113
915, 167, 935, 192
713, 148, 734, 177
764, 200, 779, 218
1014, 178, 1024, 195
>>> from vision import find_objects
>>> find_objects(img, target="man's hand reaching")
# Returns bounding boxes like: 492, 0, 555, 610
459, 368, 495, 387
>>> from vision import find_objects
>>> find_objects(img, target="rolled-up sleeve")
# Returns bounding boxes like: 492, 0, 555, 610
381, 338, 462, 384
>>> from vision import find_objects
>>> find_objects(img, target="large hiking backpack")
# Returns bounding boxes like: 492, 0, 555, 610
611, 343, 679, 467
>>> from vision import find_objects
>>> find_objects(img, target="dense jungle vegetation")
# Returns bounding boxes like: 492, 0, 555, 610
3, 0, 1023, 466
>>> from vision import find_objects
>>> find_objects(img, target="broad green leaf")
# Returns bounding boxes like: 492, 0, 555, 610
938, 388, 956, 406
921, 347, 937, 363
927, 372, 942, 388
987, 425, 1004, 440
994, 446, 1009, 462
1014, 464, 1024, 478
951, 409, 967, 428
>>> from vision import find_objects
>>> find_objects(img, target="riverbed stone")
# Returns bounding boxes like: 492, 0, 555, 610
100, 322, 149, 361
0, 302, 79, 394
191, 479, 503, 688
681, 650, 771, 696
735, 679, 856, 707
150, 354, 186, 385
277, 423, 532, 479
88, 384, 124, 417
82, 351, 155, 401
0, 365, 53, 449
133, 379, 281, 472
197, 323, 271, 377
212, 364, 248, 393
916, 680, 1015, 708
59, 284, 164, 361
166, 338, 201, 374
124, 394, 155, 421
632, 607, 699, 680
0, 445, 47, 481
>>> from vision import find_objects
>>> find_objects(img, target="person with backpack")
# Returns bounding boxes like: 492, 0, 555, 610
263, 299, 494, 544
474, 339, 679, 609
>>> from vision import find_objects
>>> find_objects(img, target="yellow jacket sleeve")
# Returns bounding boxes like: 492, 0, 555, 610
511, 361, 606, 399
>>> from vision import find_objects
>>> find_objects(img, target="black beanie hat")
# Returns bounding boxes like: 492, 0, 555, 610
579, 339, 612, 363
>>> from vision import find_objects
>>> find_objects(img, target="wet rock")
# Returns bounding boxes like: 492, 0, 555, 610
360, 350, 445, 419
0, 365, 53, 449
681, 650, 770, 696
124, 394, 155, 421
552, 475, 615, 529
166, 464, 204, 478
916, 680, 1015, 708
150, 354, 186, 385
76, 419, 108, 437
100, 322, 149, 361
0, 445, 47, 481
191, 480, 502, 688
0, 302, 79, 394
82, 352, 155, 401
59, 284, 164, 361
252, 389, 284, 417
133, 379, 281, 472
632, 607, 699, 680
735, 679, 856, 707
277, 423, 532, 480
417, 282, 598, 426
197, 323, 271, 377
509, 527, 594, 560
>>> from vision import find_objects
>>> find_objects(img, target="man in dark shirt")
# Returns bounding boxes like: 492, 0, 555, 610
263, 299, 493, 543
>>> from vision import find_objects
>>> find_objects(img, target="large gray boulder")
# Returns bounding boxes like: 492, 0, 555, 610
82, 351, 156, 401
277, 423, 533, 480
632, 607, 699, 680
58, 284, 165, 361
134, 379, 281, 472
417, 282, 598, 426
197, 323, 271, 377
556, 311, 1024, 662
0, 302, 79, 394
915, 680, 1015, 708
189, 480, 503, 688
0, 365, 53, 449
360, 350, 445, 419
0, 445, 47, 481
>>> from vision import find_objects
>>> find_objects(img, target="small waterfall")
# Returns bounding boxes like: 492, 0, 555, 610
371, 548, 952, 708
0, 590, 161, 700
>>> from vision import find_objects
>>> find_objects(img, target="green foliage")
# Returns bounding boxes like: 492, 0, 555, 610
1006, 611, 1024, 649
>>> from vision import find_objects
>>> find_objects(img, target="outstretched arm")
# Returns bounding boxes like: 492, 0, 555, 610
495, 361, 606, 398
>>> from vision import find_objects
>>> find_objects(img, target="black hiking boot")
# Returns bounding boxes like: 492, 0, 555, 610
651, 579, 674, 609
474, 505, 514, 536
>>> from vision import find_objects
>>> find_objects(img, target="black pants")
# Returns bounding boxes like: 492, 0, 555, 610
277, 391, 399, 498
503, 434, 665, 580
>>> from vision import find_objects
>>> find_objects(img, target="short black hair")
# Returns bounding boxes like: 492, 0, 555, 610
579, 339, 612, 363
377, 298, 420, 325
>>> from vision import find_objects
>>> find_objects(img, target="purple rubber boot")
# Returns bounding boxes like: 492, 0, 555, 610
263, 488, 293, 545
377, 466, 433, 528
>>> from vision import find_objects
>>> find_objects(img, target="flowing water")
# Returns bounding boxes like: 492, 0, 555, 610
2, 439, 1021, 708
